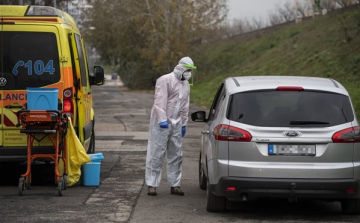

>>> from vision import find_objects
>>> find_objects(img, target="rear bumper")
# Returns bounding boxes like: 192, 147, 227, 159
211, 177, 360, 201
0, 146, 55, 162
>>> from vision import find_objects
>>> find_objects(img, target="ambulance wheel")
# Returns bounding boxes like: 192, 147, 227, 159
18, 178, 25, 196
57, 178, 64, 196
88, 130, 95, 154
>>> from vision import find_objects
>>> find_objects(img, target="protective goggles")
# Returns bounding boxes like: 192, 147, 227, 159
184, 64, 197, 69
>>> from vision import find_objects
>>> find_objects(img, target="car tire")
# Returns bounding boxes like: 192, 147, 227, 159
206, 180, 226, 212
199, 153, 207, 190
341, 199, 360, 214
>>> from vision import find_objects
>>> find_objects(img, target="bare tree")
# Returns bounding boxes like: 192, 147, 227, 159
134, 0, 226, 71
321, 0, 338, 11
242, 19, 256, 32
228, 19, 252, 36
268, 9, 284, 25
227, 19, 240, 36
84, 0, 226, 89
335, 0, 354, 7
252, 16, 265, 30
276, 1, 296, 22
295, 0, 310, 17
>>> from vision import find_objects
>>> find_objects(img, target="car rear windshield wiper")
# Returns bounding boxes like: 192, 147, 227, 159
290, 121, 330, 125
236, 114, 244, 121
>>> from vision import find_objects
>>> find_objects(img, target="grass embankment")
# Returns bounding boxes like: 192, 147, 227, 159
191, 6, 360, 117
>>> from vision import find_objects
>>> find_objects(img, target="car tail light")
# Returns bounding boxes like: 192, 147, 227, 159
226, 187, 236, 191
276, 86, 304, 91
332, 127, 360, 143
63, 88, 74, 120
213, 124, 252, 142
63, 100, 71, 112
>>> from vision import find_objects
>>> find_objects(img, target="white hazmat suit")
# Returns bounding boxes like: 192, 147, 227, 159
146, 57, 196, 188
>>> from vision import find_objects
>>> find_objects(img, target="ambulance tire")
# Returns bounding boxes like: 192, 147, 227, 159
88, 130, 95, 154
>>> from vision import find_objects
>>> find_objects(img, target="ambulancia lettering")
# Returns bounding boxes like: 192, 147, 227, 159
0, 93, 27, 100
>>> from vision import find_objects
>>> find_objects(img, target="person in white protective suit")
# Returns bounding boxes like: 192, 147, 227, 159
145, 56, 197, 196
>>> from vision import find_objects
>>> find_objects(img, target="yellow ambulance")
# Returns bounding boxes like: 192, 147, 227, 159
0, 5, 104, 162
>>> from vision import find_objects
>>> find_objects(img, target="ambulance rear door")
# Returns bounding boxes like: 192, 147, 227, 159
0, 18, 4, 147
1, 24, 61, 148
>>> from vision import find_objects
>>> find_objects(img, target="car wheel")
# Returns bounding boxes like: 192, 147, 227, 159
88, 129, 95, 154
206, 180, 226, 212
199, 153, 207, 190
341, 199, 360, 214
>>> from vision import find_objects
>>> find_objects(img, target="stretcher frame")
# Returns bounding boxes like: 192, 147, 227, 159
16, 110, 68, 196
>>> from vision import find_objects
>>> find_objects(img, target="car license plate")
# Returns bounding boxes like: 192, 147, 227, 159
268, 144, 316, 156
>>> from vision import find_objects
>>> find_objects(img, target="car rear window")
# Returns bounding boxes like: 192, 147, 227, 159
0, 32, 60, 90
227, 90, 354, 127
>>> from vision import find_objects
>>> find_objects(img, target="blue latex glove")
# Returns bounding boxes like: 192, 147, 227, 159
182, 126, 186, 137
159, 121, 169, 128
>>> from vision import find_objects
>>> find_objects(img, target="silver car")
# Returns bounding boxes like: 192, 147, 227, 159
191, 76, 360, 213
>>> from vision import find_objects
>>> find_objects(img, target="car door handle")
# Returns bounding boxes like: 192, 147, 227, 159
201, 131, 210, 135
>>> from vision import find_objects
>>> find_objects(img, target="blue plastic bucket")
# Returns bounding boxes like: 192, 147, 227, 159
88, 153, 104, 162
27, 88, 58, 110
82, 153, 104, 186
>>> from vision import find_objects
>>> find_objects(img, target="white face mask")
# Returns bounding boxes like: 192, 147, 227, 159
183, 71, 192, 81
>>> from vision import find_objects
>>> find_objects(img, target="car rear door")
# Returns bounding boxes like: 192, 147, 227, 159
1, 24, 61, 148
227, 90, 355, 179
205, 84, 230, 183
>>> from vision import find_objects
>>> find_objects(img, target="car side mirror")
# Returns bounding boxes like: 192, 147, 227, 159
191, 111, 207, 122
90, 65, 105, 86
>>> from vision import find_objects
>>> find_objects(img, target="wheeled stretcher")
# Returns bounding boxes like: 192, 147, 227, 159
16, 110, 68, 196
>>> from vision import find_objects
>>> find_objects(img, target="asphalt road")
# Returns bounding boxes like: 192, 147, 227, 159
0, 79, 359, 223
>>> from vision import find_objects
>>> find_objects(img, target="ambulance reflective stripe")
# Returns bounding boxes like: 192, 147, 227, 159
84, 94, 92, 123
1, 92, 27, 127
4, 115, 16, 127
3, 111, 18, 127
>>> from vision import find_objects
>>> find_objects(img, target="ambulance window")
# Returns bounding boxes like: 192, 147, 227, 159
2, 32, 60, 90
74, 34, 88, 87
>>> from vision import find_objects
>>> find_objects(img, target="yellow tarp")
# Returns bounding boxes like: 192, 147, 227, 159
59, 117, 91, 186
